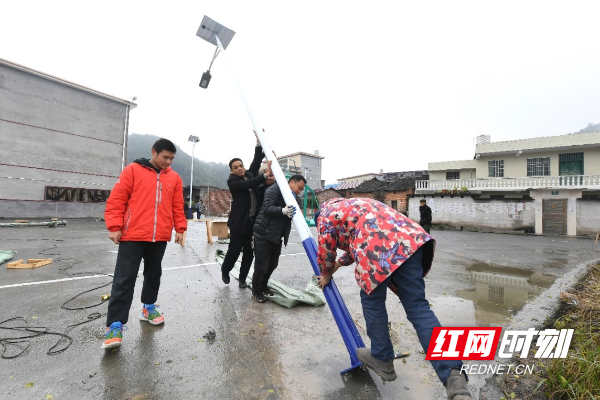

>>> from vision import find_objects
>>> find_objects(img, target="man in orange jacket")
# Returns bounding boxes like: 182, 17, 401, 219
102, 138, 187, 350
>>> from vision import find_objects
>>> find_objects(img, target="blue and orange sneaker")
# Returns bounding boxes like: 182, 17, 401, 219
101, 321, 126, 349
140, 303, 164, 325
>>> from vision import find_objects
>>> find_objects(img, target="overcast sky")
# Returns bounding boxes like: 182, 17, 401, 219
3, 1, 600, 184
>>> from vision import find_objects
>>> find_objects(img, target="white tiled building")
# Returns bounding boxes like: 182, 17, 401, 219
414, 132, 600, 236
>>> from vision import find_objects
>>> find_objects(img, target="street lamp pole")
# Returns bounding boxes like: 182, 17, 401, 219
196, 16, 364, 374
188, 135, 200, 219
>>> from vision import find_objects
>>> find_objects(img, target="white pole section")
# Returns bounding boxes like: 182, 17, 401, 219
213, 33, 365, 374
214, 35, 312, 241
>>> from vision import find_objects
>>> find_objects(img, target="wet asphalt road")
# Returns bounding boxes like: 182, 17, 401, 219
1, 220, 599, 399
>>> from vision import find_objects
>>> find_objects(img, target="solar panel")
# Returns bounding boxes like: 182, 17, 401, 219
196, 16, 236, 50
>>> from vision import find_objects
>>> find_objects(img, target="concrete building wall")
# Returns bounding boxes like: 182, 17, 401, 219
429, 171, 446, 180
299, 154, 322, 190
407, 197, 535, 231
576, 199, 600, 236
430, 169, 475, 181
0, 62, 131, 219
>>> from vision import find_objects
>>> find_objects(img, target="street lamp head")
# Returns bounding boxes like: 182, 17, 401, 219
199, 70, 212, 89
188, 135, 200, 143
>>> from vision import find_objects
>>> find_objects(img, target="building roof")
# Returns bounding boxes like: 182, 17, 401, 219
336, 180, 366, 190
337, 173, 383, 181
314, 188, 343, 195
354, 177, 415, 193
0, 58, 137, 109
428, 160, 476, 171
476, 131, 600, 155
277, 151, 324, 160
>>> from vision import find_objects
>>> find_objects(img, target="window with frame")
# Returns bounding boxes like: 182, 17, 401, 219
488, 160, 504, 177
45, 186, 111, 202
446, 171, 460, 180
527, 157, 550, 176
559, 152, 584, 176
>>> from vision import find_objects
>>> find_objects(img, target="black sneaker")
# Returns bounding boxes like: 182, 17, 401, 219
262, 286, 275, 296
239, 281, 248, 289
252, 291, 267, 303
221, 271, 230, 284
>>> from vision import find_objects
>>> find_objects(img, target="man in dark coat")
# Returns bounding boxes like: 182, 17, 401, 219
251, 175, 305, 302
221, 143, 272, 287
419, 199, 432, 234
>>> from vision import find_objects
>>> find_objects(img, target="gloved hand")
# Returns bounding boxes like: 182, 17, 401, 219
282, 205, 296, 218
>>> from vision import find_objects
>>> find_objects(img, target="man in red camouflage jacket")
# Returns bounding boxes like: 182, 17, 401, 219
315, 198, 471, 400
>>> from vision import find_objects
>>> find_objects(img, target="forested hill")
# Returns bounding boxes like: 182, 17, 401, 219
125, 134, 229, 189
572, 122, 600, 134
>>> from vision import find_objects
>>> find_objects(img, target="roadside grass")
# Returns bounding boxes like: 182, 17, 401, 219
502, 264, 599, 399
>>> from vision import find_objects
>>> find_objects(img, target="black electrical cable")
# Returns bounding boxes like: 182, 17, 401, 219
0, 239, 115, 358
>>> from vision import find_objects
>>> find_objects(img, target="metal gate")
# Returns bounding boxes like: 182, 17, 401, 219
543, 199, 567, 235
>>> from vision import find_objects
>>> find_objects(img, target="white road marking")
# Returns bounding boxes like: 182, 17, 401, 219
0, 274, 110, 290
0, 254, 307, 290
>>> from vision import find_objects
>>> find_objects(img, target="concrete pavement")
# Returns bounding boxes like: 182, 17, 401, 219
1, 220, 599, 399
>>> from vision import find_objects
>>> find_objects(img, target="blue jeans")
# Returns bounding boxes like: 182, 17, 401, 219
360, 247, 463, 385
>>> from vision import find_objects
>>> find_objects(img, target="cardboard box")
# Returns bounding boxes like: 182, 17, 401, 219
211, 221, 229, 239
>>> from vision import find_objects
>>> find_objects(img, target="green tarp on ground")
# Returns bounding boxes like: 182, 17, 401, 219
215, 249, 325, 308
0, 250, 16, 265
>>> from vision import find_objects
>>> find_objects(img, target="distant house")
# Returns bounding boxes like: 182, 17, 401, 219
183, 185, 227, 216
382, 170, 429, 182
206, 188, 233, 217
414, 132, 600, 236
263, 151, 324, 190
315, 188, 344, 206
350, 177, 416, 212
333, 180, 365, 198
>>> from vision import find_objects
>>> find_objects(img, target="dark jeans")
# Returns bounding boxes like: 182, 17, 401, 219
252, 236, 282, 293
421, 224, 431, 234
360, 247, 462, 385
221, 217, 255, 282
106, 241, 167, 326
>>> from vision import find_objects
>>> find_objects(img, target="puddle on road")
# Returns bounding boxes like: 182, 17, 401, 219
456, 262, 558, 327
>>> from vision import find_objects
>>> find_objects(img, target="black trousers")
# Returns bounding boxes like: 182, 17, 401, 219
106, 241, 167, 326
251, 236, 282, 293
221, 217, 255, 282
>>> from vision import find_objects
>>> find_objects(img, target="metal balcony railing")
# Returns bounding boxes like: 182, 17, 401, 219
415, 175, 600, 192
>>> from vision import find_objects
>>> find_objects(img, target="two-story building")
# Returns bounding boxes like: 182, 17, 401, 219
414, 132, 600, 236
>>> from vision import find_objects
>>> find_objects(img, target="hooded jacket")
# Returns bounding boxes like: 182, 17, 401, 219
316, 198, 434, 295
253, 183, 300, 246
105, 159, 187, 242
226, 145, 265, 234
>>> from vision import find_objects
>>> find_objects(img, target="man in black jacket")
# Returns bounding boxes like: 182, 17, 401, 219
251, 174, 306, 303
419, 199, 432, 234
221, 143, 272, 287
